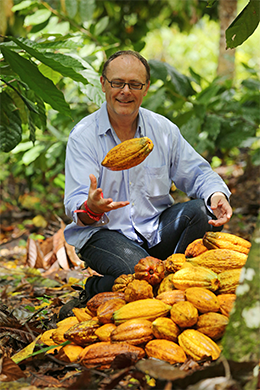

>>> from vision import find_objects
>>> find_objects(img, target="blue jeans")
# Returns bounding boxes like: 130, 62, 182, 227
80, 199, 222, 298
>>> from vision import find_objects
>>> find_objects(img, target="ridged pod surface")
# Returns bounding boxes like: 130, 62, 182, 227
185, 287, 220, 313
218, 268, 242, 294
170, 301, 198, 328
152, 317, 180, 342
196, 312, 229, 340
113, 298, 171, 325
101, 137, 154, 171
171, 266, 219, 291
203, 232, 251, 254
110, 318, 153, 345
156, 290, 185, 306
217, 294, 237, 317
178, 329, 221, 361
185, 239, 208, 258
64, 319, 100, 346
186, 249, 248, 274
96, 298, 126, 324
145, 339, 186, 364
79, 341, 145, 369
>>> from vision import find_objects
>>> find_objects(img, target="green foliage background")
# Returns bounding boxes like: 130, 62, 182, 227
0, 0, 259, 220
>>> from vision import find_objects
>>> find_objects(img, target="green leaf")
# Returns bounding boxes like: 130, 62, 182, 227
149, 60, 195, 97
142, 87, 166, 112
22, 144, 46, 165
0, 91, 22, 152
24, 9, 52, 26
65, 0, 78, 19
1, 47, 71, 116
9, 37, 89, 84
12, 0, 37, 11
38, 63, 62, 84
79, 0, 96, 22
226, 0, 260, 49
94, 16, 109, 36
196, 83, 221, 105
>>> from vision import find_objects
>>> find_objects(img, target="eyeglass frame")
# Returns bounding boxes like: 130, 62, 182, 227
103, 75, 146, 90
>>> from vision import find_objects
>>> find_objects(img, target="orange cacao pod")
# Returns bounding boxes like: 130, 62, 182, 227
217, 293, 236, 317
111, 318, 153, 345
134, 256, 165, 286
196, 312, 229, 340
185, 239, 208, 258
164, 254, 186, 274
112, 274, 135, 292
79, 341, 145, 369
87, 292, 125, 315
95, 323, 117, 342
145, 339, 186, 364
156, 290, 185, 305
185, 287, 220, 313
96, 298, 126, 324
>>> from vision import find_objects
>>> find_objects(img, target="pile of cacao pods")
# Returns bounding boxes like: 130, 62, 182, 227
41, 232, 251, 369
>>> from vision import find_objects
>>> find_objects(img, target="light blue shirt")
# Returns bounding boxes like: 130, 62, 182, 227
64, 102, 231, 251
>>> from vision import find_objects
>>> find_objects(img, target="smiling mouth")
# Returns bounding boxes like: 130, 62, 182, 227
116, 99, 133, 104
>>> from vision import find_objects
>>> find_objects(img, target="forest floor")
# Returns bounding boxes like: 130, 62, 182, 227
0, 162, 259, 389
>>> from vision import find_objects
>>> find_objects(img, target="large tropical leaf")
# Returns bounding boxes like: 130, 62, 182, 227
0, 46, 71, 117
226, 0, 260, 49
0, 91, 22, 152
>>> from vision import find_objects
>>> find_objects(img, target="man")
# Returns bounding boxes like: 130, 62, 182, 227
61, 50, 232, 318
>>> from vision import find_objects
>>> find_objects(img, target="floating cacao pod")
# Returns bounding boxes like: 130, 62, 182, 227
124, 279, 153, 302
185, 287, 220, 313
170, 301, 198, 328
164, 254, 187, 274
178, 329, 221, 361
145, 339, 186, 364
196, 312, 229, 340
111, 318, 153, 345
185, 239, 208, 258
186, 249, 248, 274
112, 274, 135, 292
64, 319, 100, 346
152, 317, 180, 342
87, 292, 125, 315
113, 299, 171, 325
134, 256, 165, 286
171, 266, 219, 291
217, 293, 236, 317
96, 298, 126, 324
156, 290, 185, 306
101, 137, 154, 171
79, 341, 145, 369
203, 232, 251, 255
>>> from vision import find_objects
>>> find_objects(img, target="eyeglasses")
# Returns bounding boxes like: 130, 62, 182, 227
103, 75, 145, 90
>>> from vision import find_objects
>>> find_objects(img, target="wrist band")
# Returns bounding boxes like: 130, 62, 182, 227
74, 200, 104, 221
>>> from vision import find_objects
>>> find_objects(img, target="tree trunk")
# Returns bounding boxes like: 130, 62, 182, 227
217, 0, 237, 79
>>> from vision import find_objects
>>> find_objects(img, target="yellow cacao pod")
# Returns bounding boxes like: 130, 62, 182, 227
145, 339, 186, 364
196, 312, 229, 340
171, 265, 219, 291
185, 287, 220, 313
72, 308, 93, 322
178, 329, 221, 361
87, 292, 125, 315
186, 249, 248, 274
110, 318, 153, 345
95, 323, 117, 342
170, 301, 198, 328
217, 293, 236, 317
185, 239, 208, 258
157, 273, 176, 294
101, 137, 154, 171
41, 329, 58, 347
164, 254, 187, 274
79, 341, 145, 369
124, 279, 153, 302
156, 290, 185, 306
218, 268, 242, 294
203, 232, 251, 254
51, 317, 79, 344
64, 319, 100, 346
56, 316, 79, 328
113, 299, 171, 325
56, 344, 84, 363
152, 317, 180, 342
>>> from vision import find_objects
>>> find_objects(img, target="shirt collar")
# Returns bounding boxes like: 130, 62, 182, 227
98, 102, 145, 138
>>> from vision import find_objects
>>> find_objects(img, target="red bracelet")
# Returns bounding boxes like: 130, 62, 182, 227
74, 200, 104, 221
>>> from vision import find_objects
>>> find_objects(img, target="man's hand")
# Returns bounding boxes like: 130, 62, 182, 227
208, 192, 232, 227
87, 174, 129, 214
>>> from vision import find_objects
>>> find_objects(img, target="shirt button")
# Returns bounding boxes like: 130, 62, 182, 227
129, 182, 132, 185
132, 202, 134, 206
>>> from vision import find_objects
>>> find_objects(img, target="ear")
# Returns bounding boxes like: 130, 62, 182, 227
100, 76, 105, 92
143, 80, 150, 97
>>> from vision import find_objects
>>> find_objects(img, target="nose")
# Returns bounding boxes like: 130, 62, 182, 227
121, 83, 131, 92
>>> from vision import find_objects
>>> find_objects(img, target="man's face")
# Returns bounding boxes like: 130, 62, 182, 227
100, 55, 150, 122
